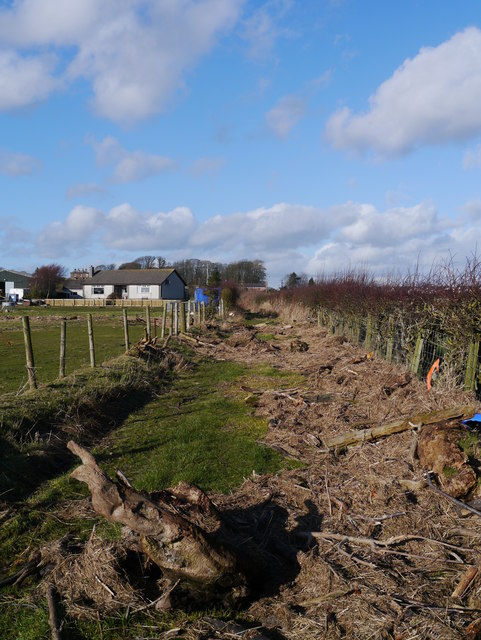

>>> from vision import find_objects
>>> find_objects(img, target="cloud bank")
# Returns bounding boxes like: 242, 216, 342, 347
4, 199, 478, 285
326, 27, 481, 157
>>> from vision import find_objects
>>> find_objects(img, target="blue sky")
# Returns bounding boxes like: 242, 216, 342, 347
1, 0, 481, 285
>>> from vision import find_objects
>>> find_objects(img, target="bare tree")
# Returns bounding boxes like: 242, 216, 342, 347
31, 264, 66, 298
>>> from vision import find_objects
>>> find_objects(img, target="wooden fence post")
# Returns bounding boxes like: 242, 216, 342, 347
123, 308, 129, 352
145, 306, 151, 340
173, 303, 178, 335
385, 316, 394, 363
201, 301, 206, 324
365, 314, 373, 350
169, 303, 174, 335
180, 301, 186, 333
161, 303, 167, 338
410, 332, 424, 375
87, 313, 96, 368
22, 316, 37, 390
186, 301, 191, 332
59, 319, 66, 378
464, 339, 480, 391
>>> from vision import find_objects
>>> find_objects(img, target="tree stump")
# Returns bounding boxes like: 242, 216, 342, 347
67, 441, 250, 606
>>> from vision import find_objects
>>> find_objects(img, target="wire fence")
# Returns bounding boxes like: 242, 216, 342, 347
317, 307, 481, 394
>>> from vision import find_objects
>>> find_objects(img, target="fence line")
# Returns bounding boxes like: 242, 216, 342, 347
11, 300, 221, 393
316, 307, 481, 393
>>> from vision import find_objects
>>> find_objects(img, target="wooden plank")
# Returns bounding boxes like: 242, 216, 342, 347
322, 405, 478, 449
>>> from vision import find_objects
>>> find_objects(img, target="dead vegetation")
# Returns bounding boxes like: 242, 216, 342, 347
4, 315, 481, 638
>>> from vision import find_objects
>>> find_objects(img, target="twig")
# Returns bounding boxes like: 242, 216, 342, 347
94, 575, 115, 597
115, 469, 133, 489
426, 472, 481, 519
452, 566, 479, 598
324, 472, 332, 517
312, 531, 469, 552
47, 586, 61, 640
132, 579, 180, 614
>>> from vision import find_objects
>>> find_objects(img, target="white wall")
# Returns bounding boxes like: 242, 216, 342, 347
127, 284, 161, 299
83, 284, 114, 299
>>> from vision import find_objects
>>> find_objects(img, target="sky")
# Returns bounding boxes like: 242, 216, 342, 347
1, 0, 481, 286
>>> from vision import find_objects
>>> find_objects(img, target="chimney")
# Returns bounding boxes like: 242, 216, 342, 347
89, 265, 95, 278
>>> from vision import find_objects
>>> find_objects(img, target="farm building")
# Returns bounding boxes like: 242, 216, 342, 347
82, 269, 187, 300
0, 269, 32, 300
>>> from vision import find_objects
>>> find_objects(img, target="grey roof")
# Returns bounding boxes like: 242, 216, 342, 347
0, 269, 32, 288
84, 268, 185, 286
63, 279, 85, 289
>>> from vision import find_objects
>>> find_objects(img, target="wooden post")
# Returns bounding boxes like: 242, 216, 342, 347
465, 339, 480, 391
59, 319, 66, 378
123, 308, 129, 353
186, 301, 191, 332
170, 303, 174, 335
410, 332, 424, 375
145, 306, 151, 340
201, 301, 206, 324
174, 303, 179, 335
22, 316, 37, 390
87, 313, 96, 368
161, 303, 167, 338
180, 301, 186, 333
365, 314, 373, 350
385, 316, 394, 363
317, 309, 321, 327
197, 301, 201, 325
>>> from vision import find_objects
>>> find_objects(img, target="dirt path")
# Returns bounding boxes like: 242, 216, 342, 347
183, 317, 481, 639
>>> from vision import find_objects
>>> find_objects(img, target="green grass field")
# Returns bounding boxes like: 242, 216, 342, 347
0, 308, 159, 394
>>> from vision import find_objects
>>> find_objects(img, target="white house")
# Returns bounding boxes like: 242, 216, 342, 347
82, 269, 187, 300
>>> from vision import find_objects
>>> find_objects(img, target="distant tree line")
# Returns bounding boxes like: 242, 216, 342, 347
115, 256, 266, 287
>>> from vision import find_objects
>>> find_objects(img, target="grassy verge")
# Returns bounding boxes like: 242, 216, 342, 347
0, 338, 304, 639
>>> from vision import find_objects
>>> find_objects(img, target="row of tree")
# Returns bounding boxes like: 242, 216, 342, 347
114, 256, 267, 287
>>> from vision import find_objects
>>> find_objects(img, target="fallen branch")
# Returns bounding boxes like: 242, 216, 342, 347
312, 531, 468, 552
323, 405, 477, 449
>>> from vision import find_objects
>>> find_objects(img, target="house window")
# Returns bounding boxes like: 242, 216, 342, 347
93, 287, 104, 295
137, 285, 151, 294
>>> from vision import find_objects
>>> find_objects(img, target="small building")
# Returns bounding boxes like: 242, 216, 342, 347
0, 269, 32, 300
83, 269, 187, 300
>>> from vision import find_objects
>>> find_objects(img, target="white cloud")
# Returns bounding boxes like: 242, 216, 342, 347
0, 0, 243, 122
68, 0, 243, 123
326, 27, 481, 157
0, 149, 40, 176
0, 50, 59, 109
241, 0, 292, 60
103, 204, 196, 250
90, 136, 176, 183
36, 206, 104, 256
266, 95, 305, 138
